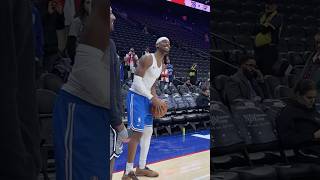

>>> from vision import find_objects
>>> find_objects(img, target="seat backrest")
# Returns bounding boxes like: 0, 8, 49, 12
211, 101, 244, 149
172, 93, 188, 109
231, 104, 278, 145
36, 89, 57, 145
182, 93, 197, 108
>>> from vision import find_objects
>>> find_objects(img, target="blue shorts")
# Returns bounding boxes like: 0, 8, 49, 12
127, 90, 153, 132
53, 90, 109, 180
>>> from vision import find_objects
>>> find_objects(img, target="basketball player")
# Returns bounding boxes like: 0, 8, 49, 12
53, 1, 127, 180
122, 37, 170, 180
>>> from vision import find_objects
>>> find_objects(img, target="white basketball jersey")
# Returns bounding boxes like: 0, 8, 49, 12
130, 53, 162, 96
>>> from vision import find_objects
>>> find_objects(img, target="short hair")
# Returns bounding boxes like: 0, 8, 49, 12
294, 79, 316, 96
239, 55, 255, 65
265, 0, 277, 4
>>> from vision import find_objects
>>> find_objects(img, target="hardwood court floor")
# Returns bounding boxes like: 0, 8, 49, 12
112, 150, 210, 180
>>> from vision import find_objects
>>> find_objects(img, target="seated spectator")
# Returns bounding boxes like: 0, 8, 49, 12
304, 32, 320, 92
196, 86, 210, 108
225, 55, 267, 104
277, 79, 320, 149
184, 78, 193, 88
65, 0, 92, 63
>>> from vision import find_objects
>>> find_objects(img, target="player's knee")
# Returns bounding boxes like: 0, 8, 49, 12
130, 130, 143, 142
143, 127, 153, 137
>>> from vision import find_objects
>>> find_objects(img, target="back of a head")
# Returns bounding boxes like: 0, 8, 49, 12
239, 55, 254, 66
294, 79, 316, 96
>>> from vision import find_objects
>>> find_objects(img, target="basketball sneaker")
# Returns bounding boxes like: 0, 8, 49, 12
122, 171, 139, 180
136, 166, 159, 177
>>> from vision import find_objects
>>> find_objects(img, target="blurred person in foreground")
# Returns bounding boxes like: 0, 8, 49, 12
1, 0, 40, 179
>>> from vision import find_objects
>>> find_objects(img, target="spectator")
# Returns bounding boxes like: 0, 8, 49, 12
124, 48, 139, 82
189, 63, 198, 85
42, 0, 65, 71
166, 56, 174, 84
196, 85, 210, 108
277, 79, 320, 157
65, 0, 92, 64
184, 78, 193, 88
225, 55, 268, 104
143, 25, 149, 34
254, 0, 283, 75
304, 32, 320, 92
160, 63, 169, 90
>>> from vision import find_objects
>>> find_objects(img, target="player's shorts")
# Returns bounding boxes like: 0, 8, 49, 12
53, 90, 109, 180
126, 90, 153, 132
110, 126, 123, 160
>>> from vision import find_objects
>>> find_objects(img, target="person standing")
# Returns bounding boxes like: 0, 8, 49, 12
122, 37, 170, 180
109, 6, 129, 180
53, 1, 126, 180
189, 63, 198, 85
254, 0, 283, 75
1, 0, 40, 179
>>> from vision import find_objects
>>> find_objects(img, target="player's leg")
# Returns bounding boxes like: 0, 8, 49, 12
110, 158, 115, 180
136, 115, 159, 177
125, 131, 143, 174
123, 91, 145, 179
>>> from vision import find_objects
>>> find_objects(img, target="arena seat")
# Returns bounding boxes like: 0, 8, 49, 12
211, 172, 240, 180
37, 89, 57, 180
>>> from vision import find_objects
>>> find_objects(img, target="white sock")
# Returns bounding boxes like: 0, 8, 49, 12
125, 163, 134, 175
139, 127, 153, 169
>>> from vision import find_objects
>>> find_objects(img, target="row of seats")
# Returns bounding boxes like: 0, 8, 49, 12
121, 80, 210, 136
211, 99, 320, 180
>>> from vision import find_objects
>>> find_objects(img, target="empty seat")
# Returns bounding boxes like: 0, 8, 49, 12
211, 171, 240, 180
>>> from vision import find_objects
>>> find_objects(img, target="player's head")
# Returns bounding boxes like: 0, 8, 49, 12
110, 7, 116, 32
156, 37, 170, 54
294, 79, 317, 108
265, 0, 277, 13
314, 32, 320, 52
83, 0, 92, 15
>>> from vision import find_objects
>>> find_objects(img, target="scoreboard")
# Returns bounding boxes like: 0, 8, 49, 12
167, 0, 210, 12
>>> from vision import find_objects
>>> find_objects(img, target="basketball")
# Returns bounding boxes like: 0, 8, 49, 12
151, 101, 168, 118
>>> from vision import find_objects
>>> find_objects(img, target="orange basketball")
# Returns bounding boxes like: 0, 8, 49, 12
151, 101, 168, 118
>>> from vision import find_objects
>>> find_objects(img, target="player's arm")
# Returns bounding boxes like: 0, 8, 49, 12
133, 55, 163, 110
151, 83, 157, 98
132, 55, 153, 98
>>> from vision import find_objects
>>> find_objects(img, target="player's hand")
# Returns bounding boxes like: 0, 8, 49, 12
116, 123, 130, 143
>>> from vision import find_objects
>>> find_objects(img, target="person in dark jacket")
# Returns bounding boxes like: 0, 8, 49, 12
277, 79, 320, 149
225, 55, 268, 104
196, 85, 210, 108
1, 0, 40, 179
